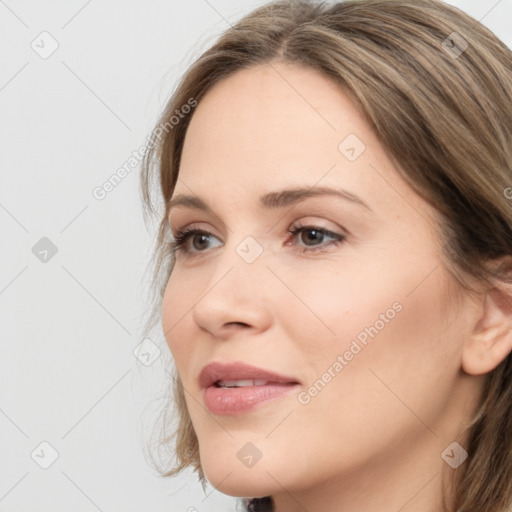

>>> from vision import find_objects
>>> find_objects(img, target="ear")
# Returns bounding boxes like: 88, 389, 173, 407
462, 267, 512, 376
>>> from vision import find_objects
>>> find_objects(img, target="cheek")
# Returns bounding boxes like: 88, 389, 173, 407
292, 261, 459, 425
270, 259, 407, 363
161, 272, 195, 373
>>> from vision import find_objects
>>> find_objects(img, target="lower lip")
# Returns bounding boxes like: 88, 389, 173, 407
204, 383, 300, 415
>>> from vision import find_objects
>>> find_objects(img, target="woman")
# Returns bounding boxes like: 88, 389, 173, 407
140, 1, 512, 510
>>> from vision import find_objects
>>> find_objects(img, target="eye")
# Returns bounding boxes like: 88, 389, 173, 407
168, 226, 221, 256
286, 222, 345, 252
168, 222, 345, 257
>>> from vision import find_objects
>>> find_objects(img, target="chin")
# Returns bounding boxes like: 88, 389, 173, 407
200, 449, 283, 498
205, 468, 277, 497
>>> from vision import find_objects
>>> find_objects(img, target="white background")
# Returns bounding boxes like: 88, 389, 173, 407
1, 1, 510, 511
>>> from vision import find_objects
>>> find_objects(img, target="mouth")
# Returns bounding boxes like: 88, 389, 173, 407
214, 379, 293, 388
199, 362, 301, 415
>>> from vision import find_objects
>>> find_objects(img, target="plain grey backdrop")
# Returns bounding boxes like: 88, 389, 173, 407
1, 1, 510, 511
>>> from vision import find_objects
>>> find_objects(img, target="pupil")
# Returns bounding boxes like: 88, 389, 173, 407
304, 229, 321, 245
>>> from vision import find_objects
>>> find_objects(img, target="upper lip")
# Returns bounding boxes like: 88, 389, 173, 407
199, 361, 300, 388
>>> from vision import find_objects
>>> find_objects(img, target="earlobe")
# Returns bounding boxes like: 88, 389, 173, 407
462, 286, 512, 376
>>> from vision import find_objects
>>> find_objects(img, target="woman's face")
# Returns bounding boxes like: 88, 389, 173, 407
162, 62, 483, 509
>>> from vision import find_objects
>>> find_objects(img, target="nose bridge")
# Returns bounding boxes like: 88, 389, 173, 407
191, 229, 273, 335
210, 231, 270, 296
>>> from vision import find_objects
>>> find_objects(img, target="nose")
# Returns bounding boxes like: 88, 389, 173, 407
192, 240, 273, 340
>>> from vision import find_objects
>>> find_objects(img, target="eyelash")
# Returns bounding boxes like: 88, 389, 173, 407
168, 222, 345, 257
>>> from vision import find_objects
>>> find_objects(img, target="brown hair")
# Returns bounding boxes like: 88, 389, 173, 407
139, 1, 512, 510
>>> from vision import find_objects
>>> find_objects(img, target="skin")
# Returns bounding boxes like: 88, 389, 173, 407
161, 61, 512, 512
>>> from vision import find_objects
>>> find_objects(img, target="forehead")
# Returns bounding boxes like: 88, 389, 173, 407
179, 63, 371, 183
174, 62, 431, 225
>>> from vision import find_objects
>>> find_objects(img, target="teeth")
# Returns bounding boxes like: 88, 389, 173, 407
217, 379, 269, 388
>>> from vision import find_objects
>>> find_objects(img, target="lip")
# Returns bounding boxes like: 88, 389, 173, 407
199, 361, 301, 415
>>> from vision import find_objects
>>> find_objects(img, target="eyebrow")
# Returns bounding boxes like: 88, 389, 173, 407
168, 186, 373, 215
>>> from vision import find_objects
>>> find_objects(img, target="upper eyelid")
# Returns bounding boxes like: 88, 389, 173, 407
170, 219, 345, 238
167, 192, 368, 232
